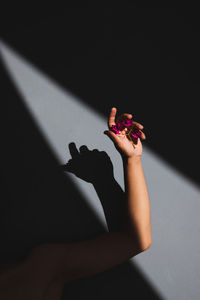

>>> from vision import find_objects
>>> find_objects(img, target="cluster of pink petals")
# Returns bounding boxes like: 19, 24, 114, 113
110, 123, 122, 134
111, 117, 141, 139
130, 126, 142, 138
121, 118, 133, 127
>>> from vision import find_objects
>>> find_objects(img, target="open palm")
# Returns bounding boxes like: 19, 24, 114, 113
104, 107, 146, 158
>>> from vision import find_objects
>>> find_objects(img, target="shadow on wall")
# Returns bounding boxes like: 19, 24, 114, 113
0, 58, 162, 299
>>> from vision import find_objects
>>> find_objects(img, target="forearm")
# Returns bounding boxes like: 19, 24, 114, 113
120, 156, 152, 250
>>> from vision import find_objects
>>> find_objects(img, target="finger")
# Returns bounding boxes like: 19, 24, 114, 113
122, 127, 128, 134
132, 129, 146, 140
132, 121, 144, 129
104, 130, 120, 144
68, 142, 80, 158
116, 113, 133, 123
108, 107, 117, 129
79, 145, 90, 154
139, 131, 146, 139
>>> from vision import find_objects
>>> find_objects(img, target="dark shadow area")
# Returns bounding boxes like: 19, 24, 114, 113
60, 143, 125, 233
1, 5, 200, 187
0, 57, 106, 262
0, 55, 162, 299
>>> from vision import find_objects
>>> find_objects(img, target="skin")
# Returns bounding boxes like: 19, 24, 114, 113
105, 107, 146, 158
0, 107, 151, 299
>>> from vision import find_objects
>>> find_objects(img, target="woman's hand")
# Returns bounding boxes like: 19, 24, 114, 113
104, 107, 146, 159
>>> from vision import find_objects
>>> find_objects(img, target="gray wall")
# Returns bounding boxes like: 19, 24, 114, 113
1, 40, 200, 300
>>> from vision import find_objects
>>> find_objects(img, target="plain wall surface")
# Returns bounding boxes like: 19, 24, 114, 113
1, 7, 200, 299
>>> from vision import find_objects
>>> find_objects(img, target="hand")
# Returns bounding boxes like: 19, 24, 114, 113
104, 107, 146, 159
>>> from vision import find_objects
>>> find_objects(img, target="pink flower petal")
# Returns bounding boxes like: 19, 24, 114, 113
111, 125, 120, 134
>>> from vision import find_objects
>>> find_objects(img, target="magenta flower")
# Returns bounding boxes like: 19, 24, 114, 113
121, 118, 133, 127
111, 124, 120, 134
130, 127, 142, 138
110, 116, 142, 146
111, 117, 132, 134
116, 122, 124, 131
111, 120, 125, 133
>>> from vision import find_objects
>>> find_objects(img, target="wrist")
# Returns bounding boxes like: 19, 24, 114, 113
122, 155, 142, 165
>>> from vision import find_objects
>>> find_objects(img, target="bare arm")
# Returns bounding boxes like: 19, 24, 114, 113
120, 155, 152, 249
103, 107, 151, 249
26, 107, 151, 284
40, 232, 145, 283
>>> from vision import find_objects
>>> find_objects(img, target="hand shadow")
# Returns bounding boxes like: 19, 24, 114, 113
60, 142, 126, 232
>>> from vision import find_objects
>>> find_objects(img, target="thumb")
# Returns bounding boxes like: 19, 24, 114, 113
104, 130, 119, 144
